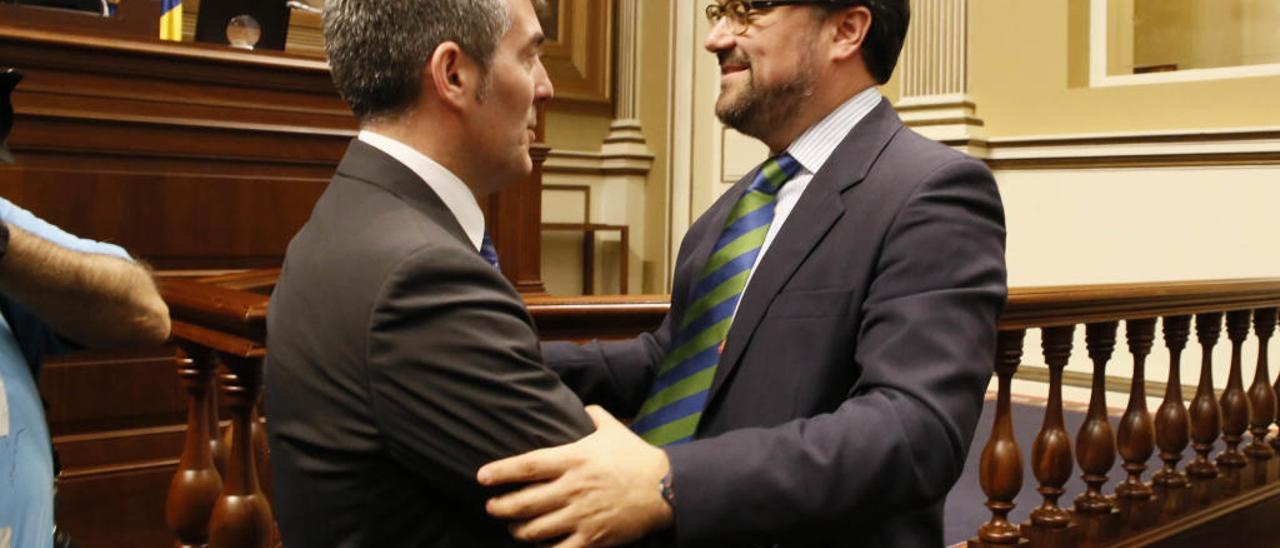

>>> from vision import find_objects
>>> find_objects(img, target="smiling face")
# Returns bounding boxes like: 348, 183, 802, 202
466, 0, 553, 195
705, 4, 823, 142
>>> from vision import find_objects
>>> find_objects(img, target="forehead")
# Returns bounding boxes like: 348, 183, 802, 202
504, 0, 543, 39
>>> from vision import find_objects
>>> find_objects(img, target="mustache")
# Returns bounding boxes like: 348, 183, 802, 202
717, 49, 751, 68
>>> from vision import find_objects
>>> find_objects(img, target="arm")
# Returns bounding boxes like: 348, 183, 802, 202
0, 222, 170, 349
481, 157, 1007, 545
368, 244, 595, 501
540, 312, 672, 417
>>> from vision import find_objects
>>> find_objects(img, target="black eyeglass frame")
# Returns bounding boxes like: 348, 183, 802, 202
705, 1, 861, 35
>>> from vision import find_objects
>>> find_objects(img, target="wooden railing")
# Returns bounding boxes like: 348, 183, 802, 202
973, 279, 1280, 547
158, 273, 1280, 547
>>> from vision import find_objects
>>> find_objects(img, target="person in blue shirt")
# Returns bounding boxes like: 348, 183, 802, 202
0, 68, 170, 548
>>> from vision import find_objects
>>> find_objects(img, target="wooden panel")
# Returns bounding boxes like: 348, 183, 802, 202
0, 1, 160, 40
41, 349, 184, 435
39, 348, 187, 547
542, 0, 613, 107
57, 462, 178, 548
0, 25, 354, 270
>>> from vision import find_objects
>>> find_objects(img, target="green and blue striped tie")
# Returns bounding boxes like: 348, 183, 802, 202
632, 154, 802, 446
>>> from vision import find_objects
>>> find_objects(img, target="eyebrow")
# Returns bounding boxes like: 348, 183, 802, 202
525, 32, 546, 53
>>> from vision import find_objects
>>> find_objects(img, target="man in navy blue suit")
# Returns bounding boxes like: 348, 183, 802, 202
480, 1, 1008, 546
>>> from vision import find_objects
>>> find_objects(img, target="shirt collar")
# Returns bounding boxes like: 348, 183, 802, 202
785, 86, 883, 175
357, 130, 486, 252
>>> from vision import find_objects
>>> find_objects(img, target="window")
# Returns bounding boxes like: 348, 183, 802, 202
1092, 0, 1280, 86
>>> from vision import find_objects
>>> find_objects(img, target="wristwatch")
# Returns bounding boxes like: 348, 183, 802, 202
659, 471, 675, 507
0, 222, 9, 262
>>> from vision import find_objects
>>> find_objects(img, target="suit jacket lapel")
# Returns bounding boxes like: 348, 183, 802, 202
707, 99, 906, 402
334, 139, 473, 249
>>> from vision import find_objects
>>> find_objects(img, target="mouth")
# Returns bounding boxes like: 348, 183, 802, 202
720, 63, 749, 77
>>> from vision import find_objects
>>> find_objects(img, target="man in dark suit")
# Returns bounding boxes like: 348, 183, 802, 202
264, 0, 593, 546
479, 1, 1007, 546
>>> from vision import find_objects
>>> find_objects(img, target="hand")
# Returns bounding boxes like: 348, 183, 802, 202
477, 405, 674, 547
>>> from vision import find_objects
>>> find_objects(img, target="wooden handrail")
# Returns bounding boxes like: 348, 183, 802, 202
159, 276, 1280, 340
1001, 278, 1280, 329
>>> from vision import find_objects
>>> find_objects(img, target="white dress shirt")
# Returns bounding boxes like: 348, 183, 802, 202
738, 86, 883, 307
357, 130, 486, 252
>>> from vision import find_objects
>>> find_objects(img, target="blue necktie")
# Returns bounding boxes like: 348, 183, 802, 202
480, 231, 501, 271
631, 154, 802, 446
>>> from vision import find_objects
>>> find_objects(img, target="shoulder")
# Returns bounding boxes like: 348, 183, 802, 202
0, 198, 131, 261
878, 127, 992, 186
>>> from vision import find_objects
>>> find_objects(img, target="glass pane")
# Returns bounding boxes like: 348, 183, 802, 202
1107, 0, 1280, 75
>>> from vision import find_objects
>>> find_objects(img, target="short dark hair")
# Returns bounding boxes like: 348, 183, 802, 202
323, 0, 511, 123
818, 0, 910, 85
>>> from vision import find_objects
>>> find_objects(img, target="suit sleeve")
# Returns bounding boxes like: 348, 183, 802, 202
366, 244, 595, 501
664, 157, 1007, 544
540, 313, 672, 418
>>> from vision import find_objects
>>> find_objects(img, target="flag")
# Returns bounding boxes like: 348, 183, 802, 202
160, 0, 183, 41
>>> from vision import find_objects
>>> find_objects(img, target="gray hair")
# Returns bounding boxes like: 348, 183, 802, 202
323, 0, 511, 123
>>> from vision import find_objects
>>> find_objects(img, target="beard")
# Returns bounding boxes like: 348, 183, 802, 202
714, 48, 817, 140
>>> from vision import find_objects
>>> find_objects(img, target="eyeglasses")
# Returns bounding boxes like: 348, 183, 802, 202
705, 1, 859, 35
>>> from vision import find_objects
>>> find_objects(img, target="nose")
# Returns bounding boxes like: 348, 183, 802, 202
704, 16, 736, 53
533, 57, 555, 103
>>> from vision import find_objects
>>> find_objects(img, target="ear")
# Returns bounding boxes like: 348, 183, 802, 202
829, 6, 873, 63
427, 41, 480, 111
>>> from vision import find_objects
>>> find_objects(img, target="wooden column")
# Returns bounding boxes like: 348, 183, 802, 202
1075, 321, 1121, 543
1023, 325, 1079, 546
166, 346, 224, 547
208, 355, 274, 548
971, 329, 1028, 547
1246, 308, 1277, 469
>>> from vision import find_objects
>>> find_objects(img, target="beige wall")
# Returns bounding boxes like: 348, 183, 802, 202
970, 0, 1280, 137
540, 0, 673, 295
638, 0, 673, 293
546, 105, 614, 152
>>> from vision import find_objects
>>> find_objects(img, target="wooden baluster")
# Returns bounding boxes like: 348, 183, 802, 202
208, 355, 274, 548
1117, 319, 1157, 498
1074, 321, 1121, 543
1116, 319, 1158, 530
1022, 325, 1079, 546
210, 377, 228, 479
252, 397, 273, 506
1217, 310, 1252, 477
1246, 308, 1278, 486
1154, 316, 1192, 486
1187, 312, 1223, 506
1153, 316, 1192, 519
166, 345, 224, 547
971, 329, 1029, 547
1273, 310, 1280, 455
